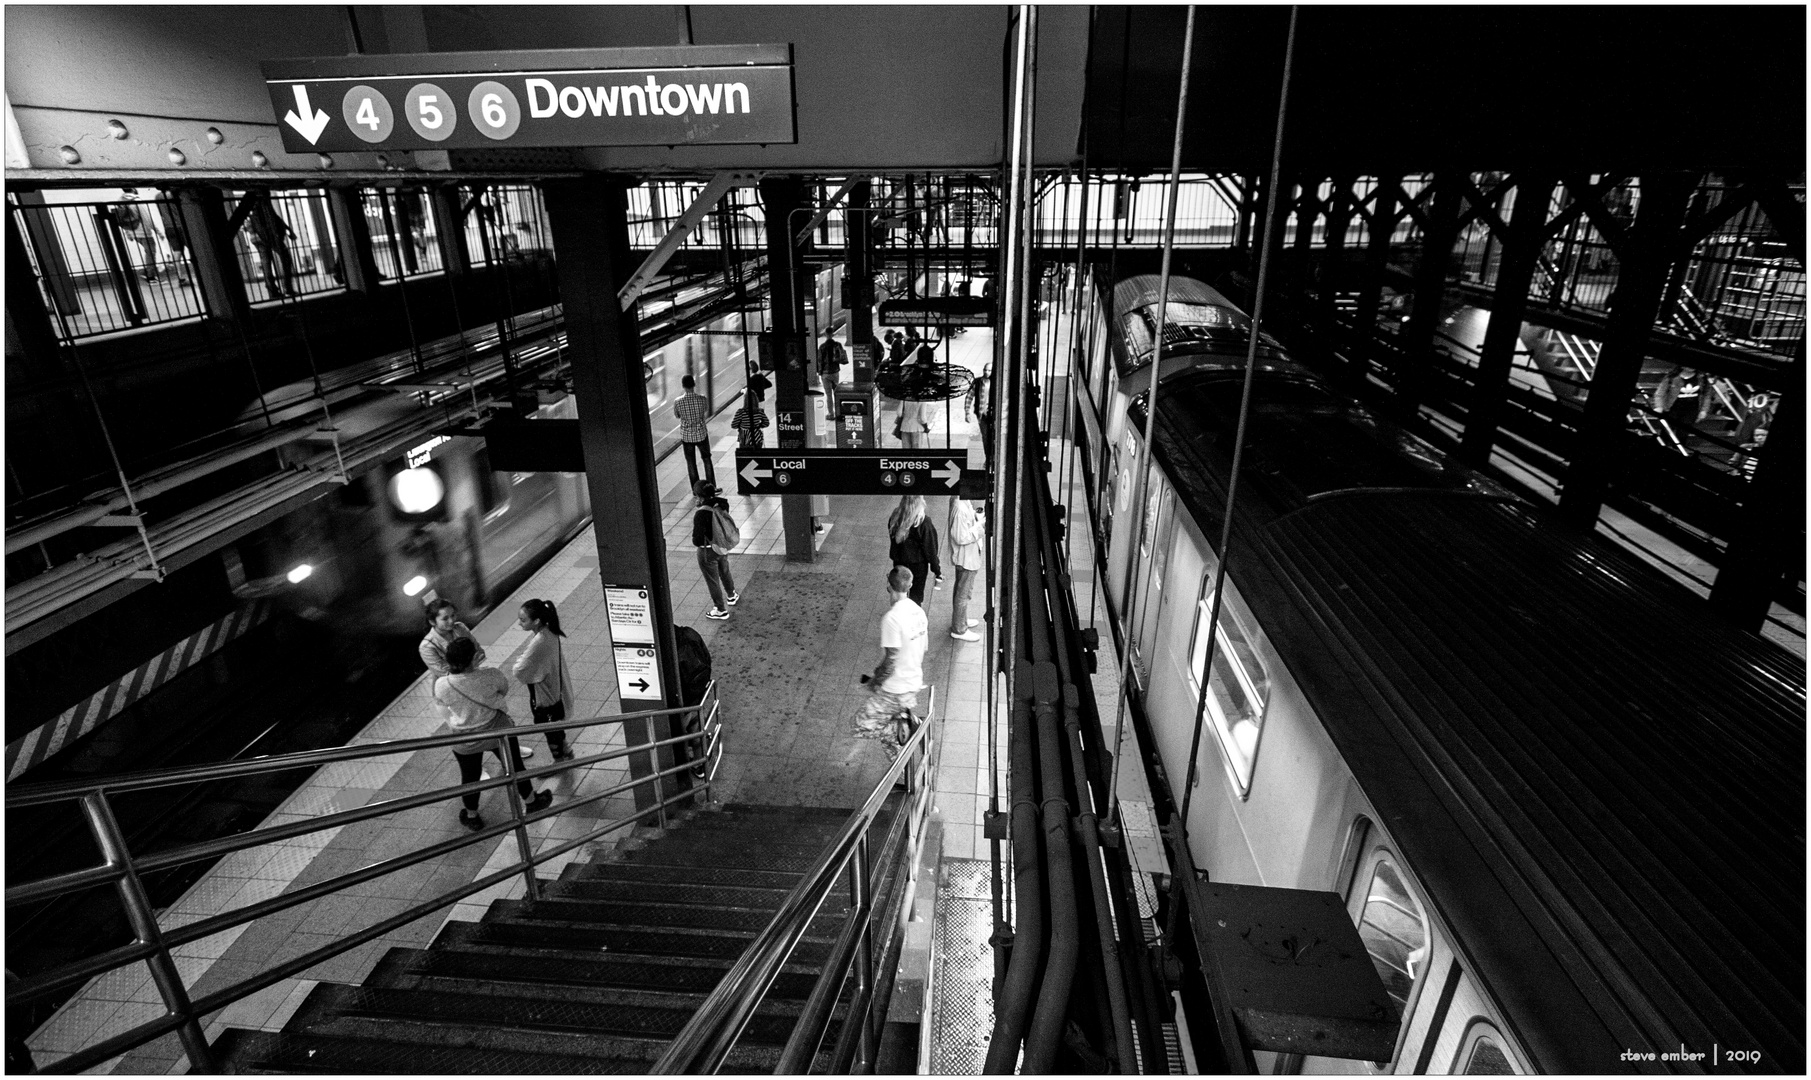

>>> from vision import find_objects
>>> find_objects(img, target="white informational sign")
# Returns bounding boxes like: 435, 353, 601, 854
614, 644, 663, 701
603, 585, 655, 645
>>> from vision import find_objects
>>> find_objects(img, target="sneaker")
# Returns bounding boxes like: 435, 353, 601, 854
521, 745, 535, 759
725, 592, 739, 606
951, 630, 981, 642
967, 619, 982, 629
459, 809, 484, 831
706, 608, 730, 620
525, 789, 553, 813
552, 746, 576, 763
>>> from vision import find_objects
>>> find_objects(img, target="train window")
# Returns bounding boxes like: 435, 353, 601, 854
1187, 580, 1271, 795
1456, 1022, 1520, 1075
1357, 858, 1428, 1021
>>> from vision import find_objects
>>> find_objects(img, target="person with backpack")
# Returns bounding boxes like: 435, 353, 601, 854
730, 389, 769, 448
675, 624, 714, 778
815, 335, 847, 398
887, 494, 941, 606
511, 598, 577, 763
692, 481, 740, 620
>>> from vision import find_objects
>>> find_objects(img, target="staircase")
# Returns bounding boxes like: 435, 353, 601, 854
213, 800, 902, 1074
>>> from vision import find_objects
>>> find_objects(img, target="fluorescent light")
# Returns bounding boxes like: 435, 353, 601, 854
286, 564, 313, 584
403, 575, 429, 597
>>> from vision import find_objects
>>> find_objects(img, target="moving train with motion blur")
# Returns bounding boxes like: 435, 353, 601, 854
1068, 272, 1803, 1073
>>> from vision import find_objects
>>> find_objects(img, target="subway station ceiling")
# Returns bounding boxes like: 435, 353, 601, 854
3, 5, 1804, 182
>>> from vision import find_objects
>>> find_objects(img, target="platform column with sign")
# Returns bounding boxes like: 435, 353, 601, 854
544, 176, 690, 813
761, 176, 816, 563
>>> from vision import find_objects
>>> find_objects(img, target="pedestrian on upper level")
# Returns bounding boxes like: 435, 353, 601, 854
693, 481, 740, 621
675, 375, 714, 490
511, 598, 577, 764
435, 637, 552, 831
947, 498, 985, 641
816, 336, 847, 399
852, 566, 929, 766
887, 494, 941, 606
731, 389, 770, 448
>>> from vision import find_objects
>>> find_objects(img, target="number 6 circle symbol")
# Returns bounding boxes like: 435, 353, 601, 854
405, 83, 456, 141
467, 81, 521, 140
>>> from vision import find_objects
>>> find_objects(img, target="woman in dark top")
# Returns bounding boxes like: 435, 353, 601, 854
886, 494, 941, 606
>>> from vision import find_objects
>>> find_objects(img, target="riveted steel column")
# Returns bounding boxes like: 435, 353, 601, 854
177, 187, 252, 324
544, 176, 689, 813
1555, 172, 1693, 526
761, 176, 816, 562
1459, 175, 1555, 466
1396, 172, 1464, 424
326, 188, 379, 297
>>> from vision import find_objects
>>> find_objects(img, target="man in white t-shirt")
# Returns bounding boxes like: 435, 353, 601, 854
853, 566, 928, 763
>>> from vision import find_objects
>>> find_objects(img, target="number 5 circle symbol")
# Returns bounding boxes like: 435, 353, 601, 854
341, 85, 394, 144
404, 83, 456, 142
467, 81, 521, 141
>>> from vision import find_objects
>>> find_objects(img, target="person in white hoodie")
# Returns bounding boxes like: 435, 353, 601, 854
511, 598, 577, 763
435, 636, 552, 831
947, 498, 985, 641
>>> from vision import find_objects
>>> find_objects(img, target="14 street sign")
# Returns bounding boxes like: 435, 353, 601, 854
736, 449, 971, 496
262, 44, 795, 153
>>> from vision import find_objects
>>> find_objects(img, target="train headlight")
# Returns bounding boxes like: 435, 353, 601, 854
403, 575, 429, 597
390, 468, 445, 515
286, 563, 313, 584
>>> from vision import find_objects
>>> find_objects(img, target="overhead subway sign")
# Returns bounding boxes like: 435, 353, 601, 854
262, 44, 795, 153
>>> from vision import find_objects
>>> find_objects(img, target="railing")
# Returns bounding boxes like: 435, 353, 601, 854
227, 189, 346, 304
5, 685, 724, 1076
654, 687, 939, 1075
361, 188, 447, 282
10, 194, 207, 340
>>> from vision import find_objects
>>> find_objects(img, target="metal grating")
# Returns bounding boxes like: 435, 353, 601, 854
929, 858, 999, 1074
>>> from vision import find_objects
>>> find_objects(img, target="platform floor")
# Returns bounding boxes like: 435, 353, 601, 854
26, 328, 1016, 1073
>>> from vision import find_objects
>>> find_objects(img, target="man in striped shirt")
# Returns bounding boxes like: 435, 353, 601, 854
675, 375, 714, 490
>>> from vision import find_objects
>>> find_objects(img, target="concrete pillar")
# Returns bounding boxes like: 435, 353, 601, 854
543, 175, 690, 810
1459, 175, 1555, 467
431, 186, 470, 276
761, 176, 816, 562
175, 187, 251, 325
326, 188, 379, 296
1555, 173, 1694, 525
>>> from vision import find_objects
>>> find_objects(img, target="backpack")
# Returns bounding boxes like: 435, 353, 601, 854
675, 625, 713, 705
708, 505, 740, 555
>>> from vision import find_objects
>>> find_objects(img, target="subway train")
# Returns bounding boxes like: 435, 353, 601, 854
1071, 273, 1804, 1073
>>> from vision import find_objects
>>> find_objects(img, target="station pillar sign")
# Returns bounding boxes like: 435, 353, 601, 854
834, 386, 878, 448
263, 44, 796, 153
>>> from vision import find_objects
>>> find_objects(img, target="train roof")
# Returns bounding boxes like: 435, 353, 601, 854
1147, 373, 1807, 1073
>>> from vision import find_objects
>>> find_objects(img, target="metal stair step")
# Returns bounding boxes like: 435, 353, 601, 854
466, 912, 837, 963
631, 831, 837, 858
602, 842, 826, 874
493, 895, 851, 934
365, 948, 831, 1011
558, 859, 808, 891
211, 1028, 643, 1074
541, 877, 813, 909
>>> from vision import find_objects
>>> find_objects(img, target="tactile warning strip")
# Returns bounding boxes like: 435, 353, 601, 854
929, 858, 1000, 1074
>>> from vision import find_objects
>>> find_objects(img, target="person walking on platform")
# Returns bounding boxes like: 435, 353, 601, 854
435, 637, 553, 831
512, 598, 577, 764
693, 481, 740, 621
676, 375, 714, 490
731, 389, 770, 448
888, 494, 941, 606
967, 361, 994, 467
420, 599, 486, 677
853, 566, 929, 765
815, 335, 846, 398
947, 498, 985, 641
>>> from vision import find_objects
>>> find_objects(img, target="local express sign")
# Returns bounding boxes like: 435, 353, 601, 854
262, 44, 795, 153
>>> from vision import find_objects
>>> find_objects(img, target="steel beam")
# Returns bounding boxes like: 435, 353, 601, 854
617, 172, 741, 310
1459, 175, 1554, 466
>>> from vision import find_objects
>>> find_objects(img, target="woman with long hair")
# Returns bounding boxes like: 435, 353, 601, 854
512, 598, 576, 763
886, 494, 941, 606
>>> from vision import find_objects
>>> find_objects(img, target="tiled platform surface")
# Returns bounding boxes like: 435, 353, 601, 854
26, 328, 1010, 1074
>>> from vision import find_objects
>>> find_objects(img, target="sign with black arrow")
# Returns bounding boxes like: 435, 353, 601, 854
613, 645, 662, 702
736, 448, 983, 496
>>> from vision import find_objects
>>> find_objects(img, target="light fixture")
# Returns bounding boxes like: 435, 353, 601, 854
389, 467, 445, 514
403, 575, 429, 597
286, 563, 313, 584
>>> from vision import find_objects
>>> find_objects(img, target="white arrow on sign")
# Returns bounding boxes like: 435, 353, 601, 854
938, 461, 962, 488
741, 459, 773, 487
283, 85, 331, 145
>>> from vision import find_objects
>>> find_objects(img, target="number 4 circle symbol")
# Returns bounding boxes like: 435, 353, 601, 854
404, 83, 456, 142
341, 85, 394, 144
467, 81, 521, 141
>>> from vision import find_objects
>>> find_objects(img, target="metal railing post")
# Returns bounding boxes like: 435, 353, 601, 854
497, 734, 541, 901
80, 794, 216, 1073
852, 830, 877, 1071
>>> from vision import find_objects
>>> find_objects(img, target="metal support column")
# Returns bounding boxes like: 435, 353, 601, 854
760, 176, 816, 562
1554, 172, 1693, 525
543, 176, 690, 812
1459, 175, 1554, 466
325, 187, 380, 297
5, 208, 63, 370
1395, 171, 1464, 424
1318, 173, 1355, 338
1709, 341, 1805, 631
1352, 173, 1402, 340
848, 180, 874, 380
176, 186, 252, 324
431, 185, 470, 277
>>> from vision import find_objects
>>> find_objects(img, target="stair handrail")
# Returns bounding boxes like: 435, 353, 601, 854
653, 686, 939, 1075
6, 684, 723, 1076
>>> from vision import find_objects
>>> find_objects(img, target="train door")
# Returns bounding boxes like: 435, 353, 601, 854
1130, 479, 1176, 685
1102, 427, 1140, 618
1299, 832, 1437, 1075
